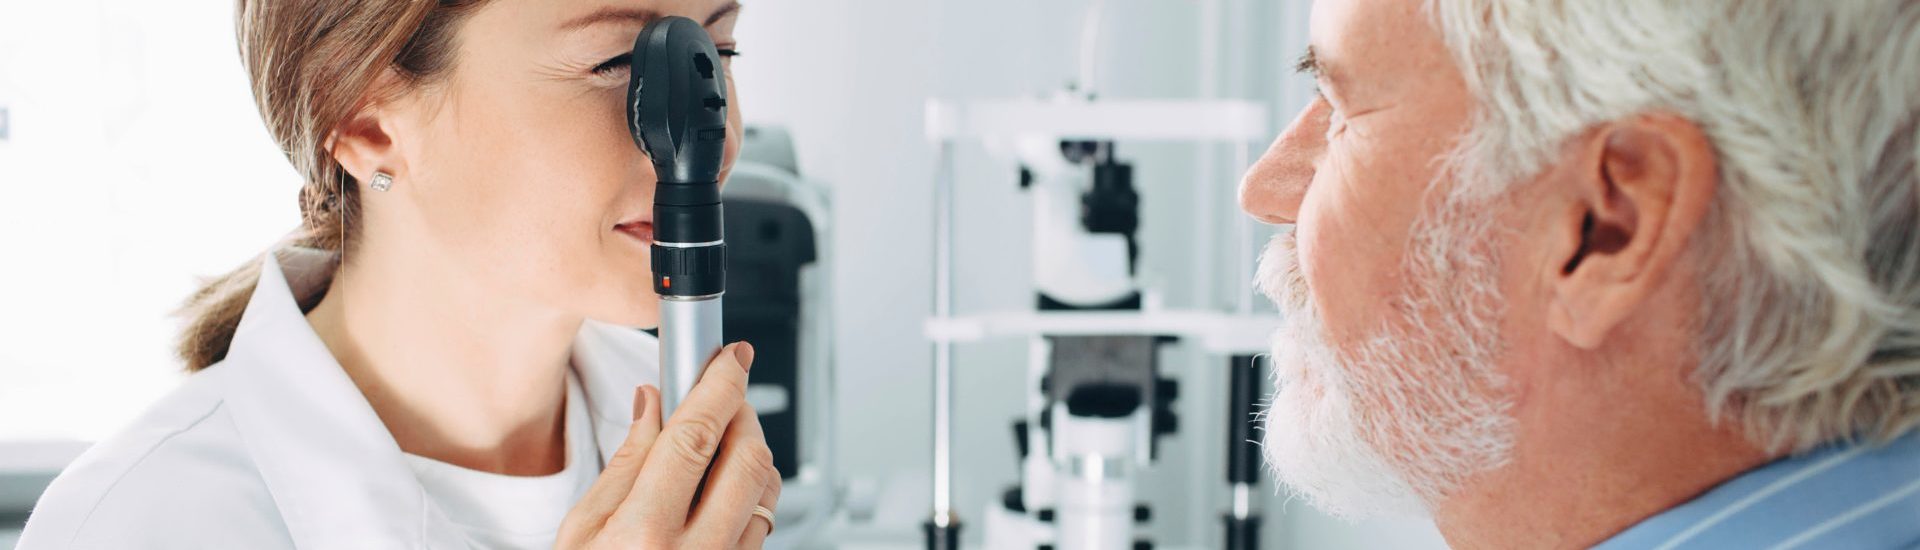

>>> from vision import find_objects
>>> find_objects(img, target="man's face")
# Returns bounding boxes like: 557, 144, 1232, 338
1241, 0, 1520, 517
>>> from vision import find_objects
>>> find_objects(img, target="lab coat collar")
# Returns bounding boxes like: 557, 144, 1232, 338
568, 313, 659, 471
216, 246, 657, 548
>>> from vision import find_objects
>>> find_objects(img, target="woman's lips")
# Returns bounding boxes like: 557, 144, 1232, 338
615, 221, 655, 244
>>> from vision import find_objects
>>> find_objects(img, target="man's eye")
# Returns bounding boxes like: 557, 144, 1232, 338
716, 47, 742, 58
592, 53, 632, 77
1324, 110, 1347, 139
1312, 94, 1347, 139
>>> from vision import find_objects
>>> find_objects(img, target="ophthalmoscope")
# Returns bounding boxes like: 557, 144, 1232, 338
627, 16, 729, 420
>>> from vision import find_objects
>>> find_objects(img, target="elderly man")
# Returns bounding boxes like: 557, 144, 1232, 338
1241, 0, 1920, 548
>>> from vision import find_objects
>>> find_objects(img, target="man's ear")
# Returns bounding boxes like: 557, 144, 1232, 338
1546, 114, 1718, 349
326, 70, 408, 187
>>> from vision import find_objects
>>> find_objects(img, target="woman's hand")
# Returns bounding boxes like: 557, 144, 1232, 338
556, 342, 782, 549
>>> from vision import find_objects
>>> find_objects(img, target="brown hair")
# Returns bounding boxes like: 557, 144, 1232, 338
176, 0, 489, 371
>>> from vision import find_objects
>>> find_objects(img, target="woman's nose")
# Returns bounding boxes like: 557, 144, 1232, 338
1239, 99, 1330, 225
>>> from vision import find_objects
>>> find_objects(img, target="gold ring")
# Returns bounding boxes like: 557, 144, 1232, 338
751, 505, 776, 535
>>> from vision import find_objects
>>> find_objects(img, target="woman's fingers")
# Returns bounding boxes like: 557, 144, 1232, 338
683, 405, 781, 547
617, 342, 756, 530
735, 476, 780, 550
556, 385, 661, 547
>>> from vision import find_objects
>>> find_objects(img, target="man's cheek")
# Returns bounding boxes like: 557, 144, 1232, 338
1295, 191, 1382, 347
1292, 178, 1330, 280
1293, 180, 1348, 301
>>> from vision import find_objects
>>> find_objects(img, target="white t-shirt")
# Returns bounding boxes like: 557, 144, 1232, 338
404, 374, 602, 549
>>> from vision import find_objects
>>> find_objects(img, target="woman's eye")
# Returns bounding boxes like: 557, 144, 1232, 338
592, 53, 632, 77
592, 45, 737, 77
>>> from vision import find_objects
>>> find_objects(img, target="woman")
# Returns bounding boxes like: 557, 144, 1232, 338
19, 0, 778, 548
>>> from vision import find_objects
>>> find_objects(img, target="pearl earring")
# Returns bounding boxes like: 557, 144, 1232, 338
369, 172, 394, 192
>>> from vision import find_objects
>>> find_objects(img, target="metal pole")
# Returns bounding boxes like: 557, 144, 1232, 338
925, 141, 961, 550
1225, 354, 1265, 550
1226, 9, 1266, 541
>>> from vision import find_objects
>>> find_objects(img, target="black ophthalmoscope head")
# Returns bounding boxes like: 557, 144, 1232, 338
628, 16, 728, 298
628, 15, 730, 189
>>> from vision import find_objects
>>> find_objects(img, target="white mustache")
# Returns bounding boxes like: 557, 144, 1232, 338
1256, 231, 1312, 317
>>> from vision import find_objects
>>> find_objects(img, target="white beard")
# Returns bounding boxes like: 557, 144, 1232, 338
1256, 200, 1517, 520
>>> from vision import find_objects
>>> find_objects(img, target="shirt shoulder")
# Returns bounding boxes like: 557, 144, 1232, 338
18, 364, 293, 549
1598, 432, 1920, 550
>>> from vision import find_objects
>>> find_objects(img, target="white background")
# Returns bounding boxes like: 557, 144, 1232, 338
0, 1, 298, 441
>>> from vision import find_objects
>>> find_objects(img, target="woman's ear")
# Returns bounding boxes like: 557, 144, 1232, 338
1545, 113, 1718, 349
326, 70, 408, 186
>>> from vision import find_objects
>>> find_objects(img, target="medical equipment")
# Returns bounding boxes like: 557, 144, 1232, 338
924, 94, 1278, 550
924, 99, 1278, 550
628, 16, 731, 419
726, 125, 842, 546
1224, 356, 1265, 549
912, 2, 1281, 547
995, 132, 1180, 550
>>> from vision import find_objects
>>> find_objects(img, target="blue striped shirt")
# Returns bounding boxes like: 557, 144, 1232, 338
1594, 431, 1920, 549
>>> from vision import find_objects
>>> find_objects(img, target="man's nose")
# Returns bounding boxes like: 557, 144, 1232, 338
1239, 100, 1330, 224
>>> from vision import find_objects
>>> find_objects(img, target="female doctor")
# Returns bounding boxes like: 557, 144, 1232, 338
19, 0, 778, 548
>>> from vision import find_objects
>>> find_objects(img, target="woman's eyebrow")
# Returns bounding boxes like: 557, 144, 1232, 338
558, 2, 742, 32
705, 2, 743, 25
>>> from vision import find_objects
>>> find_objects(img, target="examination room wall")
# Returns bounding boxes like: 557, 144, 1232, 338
1, 0, 1448, 548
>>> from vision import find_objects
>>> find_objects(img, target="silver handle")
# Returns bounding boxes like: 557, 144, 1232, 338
658, 295, 725, 420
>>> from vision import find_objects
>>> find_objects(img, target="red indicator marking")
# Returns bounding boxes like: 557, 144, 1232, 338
663, 277, 673, 289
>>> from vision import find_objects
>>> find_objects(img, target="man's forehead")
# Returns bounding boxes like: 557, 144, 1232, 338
1306, 0, 1451, 93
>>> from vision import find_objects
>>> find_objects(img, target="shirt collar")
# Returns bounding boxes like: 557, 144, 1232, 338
215, 246, 658, 548
1596, 430, 1920, 549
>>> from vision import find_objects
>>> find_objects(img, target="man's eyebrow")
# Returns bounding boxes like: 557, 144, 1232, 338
559, 2, 742, 32
1294, 45, 1322, 77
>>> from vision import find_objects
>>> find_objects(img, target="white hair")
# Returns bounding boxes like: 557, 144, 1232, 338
1257, 191, 1516, 518
1427, 0, 1920, 452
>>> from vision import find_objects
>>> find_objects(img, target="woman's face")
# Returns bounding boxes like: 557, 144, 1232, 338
381, 0, 744, 328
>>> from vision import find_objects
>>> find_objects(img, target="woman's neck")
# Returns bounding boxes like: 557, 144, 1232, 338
304, 244, 583, 476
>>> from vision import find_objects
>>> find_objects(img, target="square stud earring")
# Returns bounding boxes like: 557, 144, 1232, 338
369, 172, 394, 192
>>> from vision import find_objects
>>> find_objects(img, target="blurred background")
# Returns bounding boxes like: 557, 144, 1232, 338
0, 1, 1447, 548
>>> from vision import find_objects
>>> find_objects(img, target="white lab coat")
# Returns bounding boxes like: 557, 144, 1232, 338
17, 247, 659, 549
